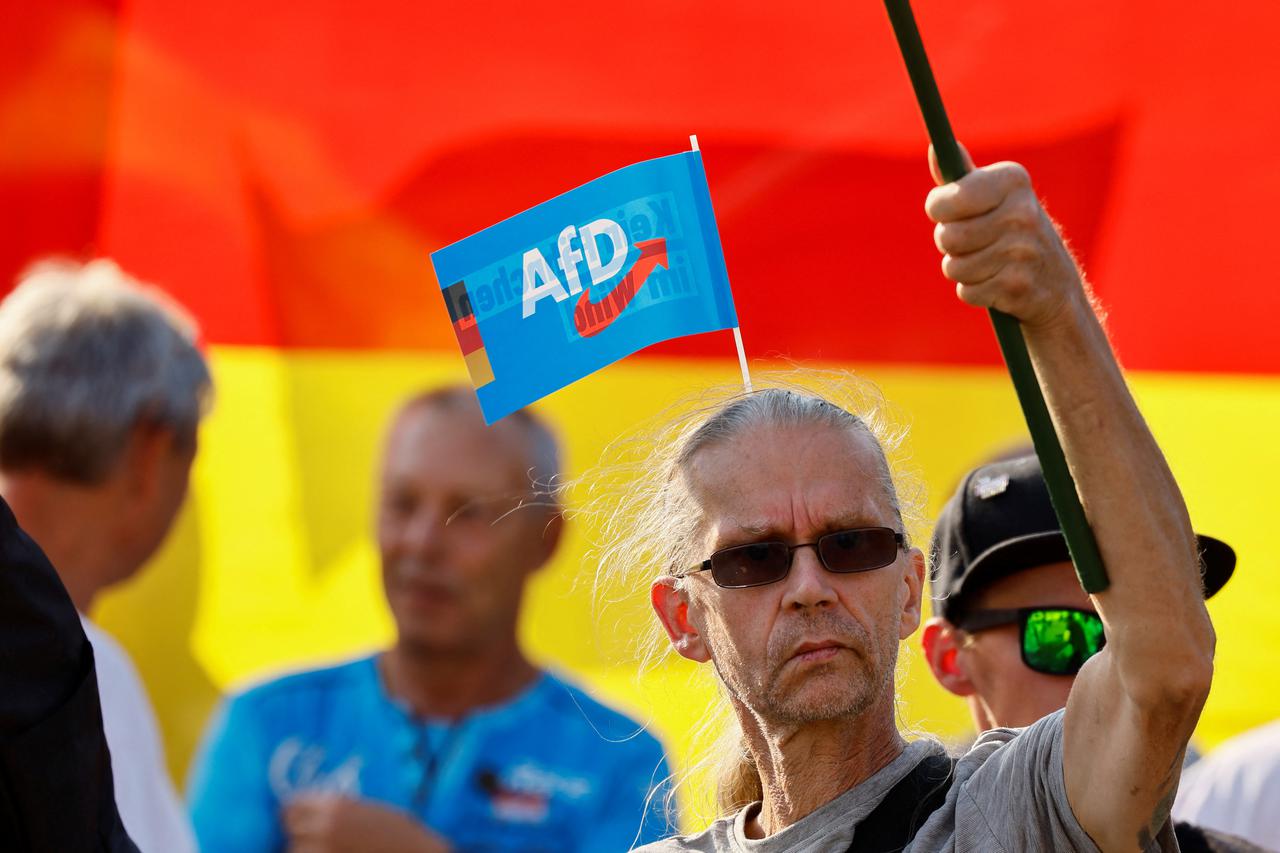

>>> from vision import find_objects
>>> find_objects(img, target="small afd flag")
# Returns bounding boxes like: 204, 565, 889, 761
430, 151, 739, 423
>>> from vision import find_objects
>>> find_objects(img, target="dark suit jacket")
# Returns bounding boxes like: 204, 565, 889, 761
1175, 821, 1275, 852
0, 498, 137, 851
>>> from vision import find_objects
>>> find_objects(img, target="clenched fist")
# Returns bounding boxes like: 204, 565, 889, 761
924, 146, 1089, 331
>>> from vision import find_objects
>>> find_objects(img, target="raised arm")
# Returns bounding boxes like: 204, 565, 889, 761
925, 151, 1213, 851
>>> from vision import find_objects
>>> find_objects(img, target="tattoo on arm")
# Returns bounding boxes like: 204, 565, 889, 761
1136, 755, 1183, 848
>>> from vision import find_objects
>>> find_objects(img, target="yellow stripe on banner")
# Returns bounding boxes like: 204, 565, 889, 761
92, 347, 1280, 820
464, 348, 495, 387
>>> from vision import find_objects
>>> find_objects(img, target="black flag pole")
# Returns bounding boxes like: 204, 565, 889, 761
881, 0, 1110, 593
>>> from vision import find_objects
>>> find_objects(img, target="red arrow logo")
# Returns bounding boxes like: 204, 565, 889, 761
572, 238, 667, 338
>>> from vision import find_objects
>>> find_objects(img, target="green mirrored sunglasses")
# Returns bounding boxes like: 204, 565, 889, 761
956, 607, 1105, 676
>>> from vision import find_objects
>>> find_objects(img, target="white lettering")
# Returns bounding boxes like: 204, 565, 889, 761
522, 248, 569, 318
555, 225, 584, 297
579, 219, 629, 285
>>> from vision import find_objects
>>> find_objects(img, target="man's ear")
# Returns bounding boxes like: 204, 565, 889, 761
515, 499, 566, 579
118, 421, 176, 503
533, 508, 565, 568
922, 617, 977, 697
651, 578, 711, 663
899, 547, 926, 640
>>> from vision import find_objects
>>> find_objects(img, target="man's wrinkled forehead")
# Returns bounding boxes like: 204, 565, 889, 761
683, 424, 897, 540
712, 501, 891, 543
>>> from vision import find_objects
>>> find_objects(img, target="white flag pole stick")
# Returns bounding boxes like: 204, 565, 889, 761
690, 134, 753, 393
732, 327, 752, 393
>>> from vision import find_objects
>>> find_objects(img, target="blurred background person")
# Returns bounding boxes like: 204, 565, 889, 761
921, 454, 1269, 852
0, 259, 210, 852
0, 497, 138, 851
1175, 720, 1280, 850
188, 387, 674, 852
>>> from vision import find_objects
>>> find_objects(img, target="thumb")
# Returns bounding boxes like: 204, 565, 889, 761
282, 798, 311, 835
927, 142, 976, 185
283, 792, 333, 836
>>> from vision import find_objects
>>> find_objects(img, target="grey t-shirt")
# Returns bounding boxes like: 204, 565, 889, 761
636, 709, 1177, 853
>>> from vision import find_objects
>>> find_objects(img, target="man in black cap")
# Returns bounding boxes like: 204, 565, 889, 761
922, 454, 1267, 852
923, 453, 1234, 732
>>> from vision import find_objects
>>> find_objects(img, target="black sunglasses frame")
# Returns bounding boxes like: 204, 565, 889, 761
680, 527, 905, 589
955, 606, 1106, 676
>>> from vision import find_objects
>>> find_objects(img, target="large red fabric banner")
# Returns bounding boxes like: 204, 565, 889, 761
4, 0, 1278, 372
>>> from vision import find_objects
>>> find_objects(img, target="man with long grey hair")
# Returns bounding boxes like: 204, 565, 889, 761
624, 151, 1212, 851
0, 258, 209, 852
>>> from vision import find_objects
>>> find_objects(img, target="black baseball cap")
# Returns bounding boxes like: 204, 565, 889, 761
929, 454, 1236, 621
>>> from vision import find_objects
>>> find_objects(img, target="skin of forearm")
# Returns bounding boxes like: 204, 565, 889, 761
1022, 293, 1214, 687
1031, 293, 1213, 852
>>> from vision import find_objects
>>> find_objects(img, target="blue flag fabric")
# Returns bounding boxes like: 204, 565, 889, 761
430, 151, 738, 423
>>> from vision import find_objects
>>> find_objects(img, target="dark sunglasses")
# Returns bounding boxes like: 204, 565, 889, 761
680, 527, 905, 589
956, 607, 1106, 676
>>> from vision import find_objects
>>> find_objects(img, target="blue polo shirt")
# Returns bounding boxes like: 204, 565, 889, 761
188, 656, 675, 852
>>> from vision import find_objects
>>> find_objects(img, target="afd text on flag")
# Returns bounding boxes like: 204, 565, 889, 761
430, 152, 737, 423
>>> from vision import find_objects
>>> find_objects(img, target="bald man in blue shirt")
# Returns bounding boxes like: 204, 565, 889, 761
189, 388, 673, 852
